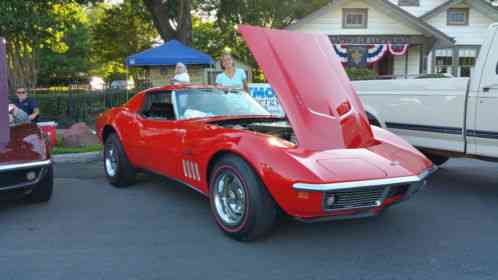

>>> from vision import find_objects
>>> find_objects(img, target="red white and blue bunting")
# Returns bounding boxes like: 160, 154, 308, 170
333, 43, 410, 64
388, 44, 409, 56
333, 44, 348, 63
367, 44, 388, 64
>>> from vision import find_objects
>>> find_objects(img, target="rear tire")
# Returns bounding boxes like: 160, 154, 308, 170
209, 155, 278, 241
27, 165, 53, 203
104, 133, 136, 187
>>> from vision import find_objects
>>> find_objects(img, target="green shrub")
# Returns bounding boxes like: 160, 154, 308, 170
16, 89, 139, 128
345, 68, 378, 81
415, 73, 450, 79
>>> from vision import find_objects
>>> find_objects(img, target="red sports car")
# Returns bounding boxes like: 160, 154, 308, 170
96, 25, 434, 241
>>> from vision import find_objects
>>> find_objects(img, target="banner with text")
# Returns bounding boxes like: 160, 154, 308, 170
248, 83, 283, 116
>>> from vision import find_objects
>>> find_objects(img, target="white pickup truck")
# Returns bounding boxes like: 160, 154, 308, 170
355, 23, 498, 165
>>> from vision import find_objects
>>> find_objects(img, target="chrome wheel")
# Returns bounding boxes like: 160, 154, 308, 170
213, 170, 247, 226
105, 143, 118, 177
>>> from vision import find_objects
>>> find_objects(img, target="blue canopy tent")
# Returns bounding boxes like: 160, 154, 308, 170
126, 40, 215, 67
125, 40, 215, 89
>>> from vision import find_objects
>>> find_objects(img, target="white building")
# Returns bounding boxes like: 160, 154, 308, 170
287, 0, 498, 78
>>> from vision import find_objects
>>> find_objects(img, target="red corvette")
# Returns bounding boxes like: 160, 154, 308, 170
96, 25, 434, 241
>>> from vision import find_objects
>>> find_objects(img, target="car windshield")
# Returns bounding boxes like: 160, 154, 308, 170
174, 88, 272, 119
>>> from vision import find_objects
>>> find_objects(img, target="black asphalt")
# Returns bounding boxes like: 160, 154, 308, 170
1, 158, 498, 280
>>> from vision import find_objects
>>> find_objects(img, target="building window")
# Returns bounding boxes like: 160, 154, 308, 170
447, 8, 469, 26
458, 49, 477, 77
343, 9, 368, 29
435, 49, 453, 74
398, 0, 419, 6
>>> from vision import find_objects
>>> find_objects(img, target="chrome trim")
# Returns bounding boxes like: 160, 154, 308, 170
187, 161, 194, 179
190, 161, 196, 180
182, 160, 188, 177
292, 166, 436, 192
0, 160, 52, 172
194, 162, 200, 181
0, 166, 47, 191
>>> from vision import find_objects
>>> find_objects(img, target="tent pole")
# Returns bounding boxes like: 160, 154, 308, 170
126, 66, 129, 100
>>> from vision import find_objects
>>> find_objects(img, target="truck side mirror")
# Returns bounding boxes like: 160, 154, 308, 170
495, 61, 498, 75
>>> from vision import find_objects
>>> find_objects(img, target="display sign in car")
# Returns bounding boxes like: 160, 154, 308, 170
96, 25, 434, 241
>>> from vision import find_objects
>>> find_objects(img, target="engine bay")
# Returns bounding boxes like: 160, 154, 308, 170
210, 118, 297, 144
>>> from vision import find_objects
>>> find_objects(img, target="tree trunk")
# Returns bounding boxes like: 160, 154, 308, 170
142, 0, 192, 45
6, 37, 39, 92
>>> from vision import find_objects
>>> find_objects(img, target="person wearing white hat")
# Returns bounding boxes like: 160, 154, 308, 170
172, 62, 190, 84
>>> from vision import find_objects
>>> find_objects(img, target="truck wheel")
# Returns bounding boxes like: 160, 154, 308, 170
424, 153, 449, 166
209, 154, 278, 241
104, 133, 136, 187
27, 165, 53, 203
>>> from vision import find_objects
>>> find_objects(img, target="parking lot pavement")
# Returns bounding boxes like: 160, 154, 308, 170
1, 158, 498, 280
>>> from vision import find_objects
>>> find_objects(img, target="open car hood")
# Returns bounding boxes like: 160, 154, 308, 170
238, 25, 374, 151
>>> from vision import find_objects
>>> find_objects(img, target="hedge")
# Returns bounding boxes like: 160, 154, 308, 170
346, 68, 378, 81
12, 89, 139, 128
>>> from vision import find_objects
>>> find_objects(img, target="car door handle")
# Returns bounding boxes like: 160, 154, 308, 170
483, 84, 498, 92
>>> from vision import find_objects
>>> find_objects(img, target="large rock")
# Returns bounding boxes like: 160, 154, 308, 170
61, 122, 99, 148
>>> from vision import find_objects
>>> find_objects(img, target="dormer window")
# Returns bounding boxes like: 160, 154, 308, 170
343, 9, 368, 29
398, 0, 420, 6
447, 8, 469, 26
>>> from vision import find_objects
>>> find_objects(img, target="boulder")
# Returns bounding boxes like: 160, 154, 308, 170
61, 122, 99, 148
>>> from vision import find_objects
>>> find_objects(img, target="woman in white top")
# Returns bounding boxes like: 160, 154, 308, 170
215, 52, 249, 92
172, 62, 190, 84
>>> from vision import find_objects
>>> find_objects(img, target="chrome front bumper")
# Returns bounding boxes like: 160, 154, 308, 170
0, 160, 52, 191
292, 166, 437, 213
292, 166, 436, 192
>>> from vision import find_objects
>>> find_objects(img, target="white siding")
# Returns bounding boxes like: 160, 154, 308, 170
387, 0, 449, 17
427, 4, 496, 45
289, 0, 422, 35
393, 46, 421, 76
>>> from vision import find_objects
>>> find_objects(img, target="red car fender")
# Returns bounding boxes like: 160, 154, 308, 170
196, 132, 324, 216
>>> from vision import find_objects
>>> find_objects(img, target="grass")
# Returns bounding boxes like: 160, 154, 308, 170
52, 144, 102, 155
51, 134, 102, 155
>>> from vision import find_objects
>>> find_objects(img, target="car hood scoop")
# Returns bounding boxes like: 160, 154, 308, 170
238, 25, 374, 151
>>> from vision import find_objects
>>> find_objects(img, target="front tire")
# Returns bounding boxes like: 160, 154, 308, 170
209, 155, 278, 241
27, 165, 53, 203
104, 133, 136, 187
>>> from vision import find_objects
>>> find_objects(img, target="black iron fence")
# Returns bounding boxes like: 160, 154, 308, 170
10, 89, 140, 128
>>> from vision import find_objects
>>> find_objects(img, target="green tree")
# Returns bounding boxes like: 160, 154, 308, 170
199, 0, 330, 81
0, 0, 97, 90
142, 0, 193, 45
90, 0, 159, 80
192, 17, 224, 60
38, 4, 92, 86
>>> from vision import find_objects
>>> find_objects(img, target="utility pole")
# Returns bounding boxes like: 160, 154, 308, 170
0, 37, 9, 146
